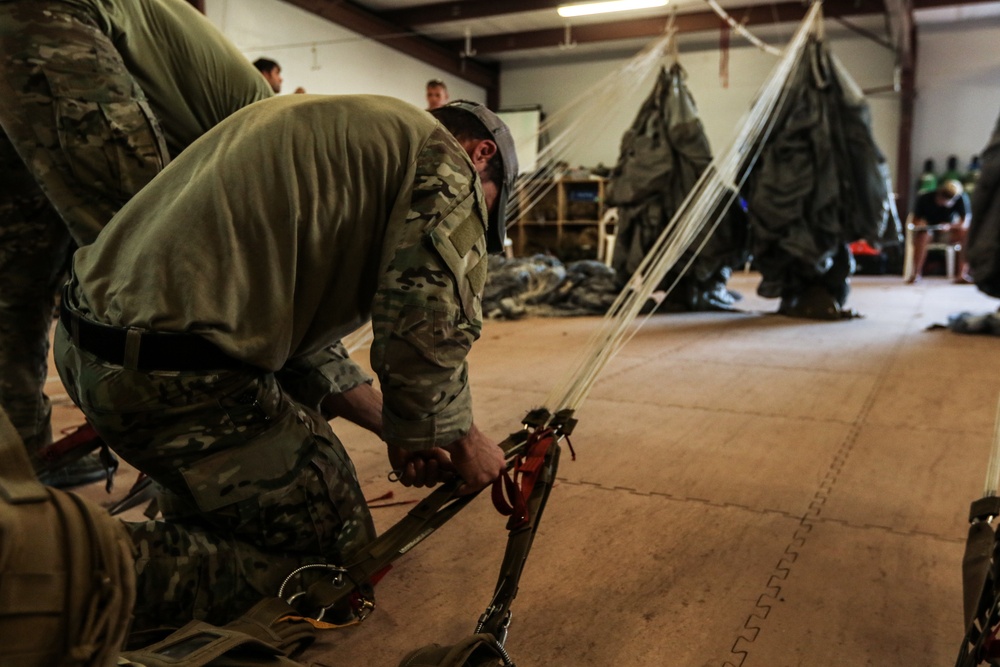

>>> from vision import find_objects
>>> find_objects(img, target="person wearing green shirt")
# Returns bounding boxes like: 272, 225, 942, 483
54, 95, 518, 631
0, 0, 273, 486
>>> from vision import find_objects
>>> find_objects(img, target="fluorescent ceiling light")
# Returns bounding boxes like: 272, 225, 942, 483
557, 0, 668, 18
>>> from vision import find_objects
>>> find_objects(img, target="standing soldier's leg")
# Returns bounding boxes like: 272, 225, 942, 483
0, 1, 169, 247
0, 2, 169, 477
0, 134, 72, 454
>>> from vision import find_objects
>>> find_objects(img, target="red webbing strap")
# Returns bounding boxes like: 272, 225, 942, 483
35, 422, 102, 467
491, 428, 556, 529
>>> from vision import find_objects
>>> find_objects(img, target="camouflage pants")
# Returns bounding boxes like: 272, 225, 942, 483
0, 2, 169, 451
0, 134, 74, 452
53, 324, 377, 631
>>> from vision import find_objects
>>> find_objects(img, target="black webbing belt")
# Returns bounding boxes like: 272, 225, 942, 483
60, 290, 243, 372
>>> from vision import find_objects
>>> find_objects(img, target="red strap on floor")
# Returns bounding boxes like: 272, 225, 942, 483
491, 429, 555, 529
35, 421, 102, 464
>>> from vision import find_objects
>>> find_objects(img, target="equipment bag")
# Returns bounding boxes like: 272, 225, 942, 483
120, 620, 306, 667
0, 407, 135, 667
398, 633, 510, 667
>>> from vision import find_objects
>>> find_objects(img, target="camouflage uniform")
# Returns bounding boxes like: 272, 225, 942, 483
55, 95, 490, 629
0, 0, 271, 453
0, 134, 74, 452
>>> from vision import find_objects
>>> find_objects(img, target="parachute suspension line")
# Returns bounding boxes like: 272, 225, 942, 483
510, 42, 671, 223
704, 0, 784, 57
543, 3, 824, 413
347, 31, 677, 360
984, 393, 1000, 498
507, 30, 678, 227
343, 328, 375, 355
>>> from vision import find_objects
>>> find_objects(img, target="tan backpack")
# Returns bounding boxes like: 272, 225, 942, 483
0, 408, 136, 667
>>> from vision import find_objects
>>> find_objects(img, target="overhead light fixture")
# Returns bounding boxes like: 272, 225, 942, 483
557, 0, 668, 18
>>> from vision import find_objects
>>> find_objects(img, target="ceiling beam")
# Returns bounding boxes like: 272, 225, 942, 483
386, 0, 997, 27
434, 0, 997, 54
437, 0, 862, 54
280, 0, 499, 92
384, 0, 564, 26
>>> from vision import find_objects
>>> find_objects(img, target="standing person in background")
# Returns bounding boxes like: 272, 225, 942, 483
253, 57, 283, 93
0, 0, 273, 487
426, 78, 449, 110
254, 57, 306, 94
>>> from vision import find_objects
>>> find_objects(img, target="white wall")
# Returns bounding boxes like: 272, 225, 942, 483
200, 1, 1000, 200
203, 0, 486, 107
911, 18, 1000, 185
501, 30, 901, 183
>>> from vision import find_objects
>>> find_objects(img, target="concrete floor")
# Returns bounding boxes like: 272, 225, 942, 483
58, 272, 1000, 666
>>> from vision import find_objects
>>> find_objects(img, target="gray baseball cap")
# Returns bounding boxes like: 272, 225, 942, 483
441, 101, 519, 254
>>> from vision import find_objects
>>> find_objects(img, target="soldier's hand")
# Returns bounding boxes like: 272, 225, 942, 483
444, 424, 505, 496
387, 445, 455, 488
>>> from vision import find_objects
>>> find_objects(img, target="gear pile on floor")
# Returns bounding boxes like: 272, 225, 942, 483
483, 255, 620, 319
929, 309, 1000, 335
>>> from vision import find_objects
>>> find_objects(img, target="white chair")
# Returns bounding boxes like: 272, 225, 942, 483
597, 207, 618, 266
902, 213, 961, 281
503, 236, 514, 259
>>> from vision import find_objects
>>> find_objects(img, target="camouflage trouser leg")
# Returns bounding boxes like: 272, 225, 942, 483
53, 325, 376, 631
0, 132, 73, 453
0, 1, 169, 247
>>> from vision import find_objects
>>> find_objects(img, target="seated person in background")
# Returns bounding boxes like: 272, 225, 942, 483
907, 179, 973, 284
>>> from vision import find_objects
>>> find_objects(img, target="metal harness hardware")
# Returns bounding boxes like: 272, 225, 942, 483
272, 409, 574, 666
957, 496, 1000, 666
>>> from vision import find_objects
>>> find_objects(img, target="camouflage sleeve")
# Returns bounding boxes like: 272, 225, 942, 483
370, 127, 490, 450
277, 341, 373, 416
0, 2, 169, 246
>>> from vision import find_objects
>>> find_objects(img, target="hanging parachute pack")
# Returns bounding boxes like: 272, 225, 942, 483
968, 109, 1000, 298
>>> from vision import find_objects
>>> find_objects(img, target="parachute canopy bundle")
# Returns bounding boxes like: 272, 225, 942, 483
606, 63, 749, 312
510, 8, 897, 324
744, 33, 901, 318
483, 255, 619, 319
968, 109, 1000, 297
